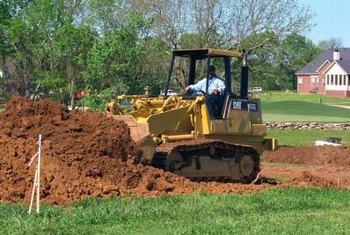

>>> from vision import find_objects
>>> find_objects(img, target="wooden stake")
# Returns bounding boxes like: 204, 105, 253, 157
28, 134, 43, 214
36, 134, 42, 214
28, 169, 38, 214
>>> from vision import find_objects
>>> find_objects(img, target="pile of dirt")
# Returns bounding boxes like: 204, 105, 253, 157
0, 97, 269, 205
263, 145, 350, 166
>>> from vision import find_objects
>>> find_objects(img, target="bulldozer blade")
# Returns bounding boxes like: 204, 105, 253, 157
107, 114, 156, 160
108, 115, 149, 142
135, 135, 157, 162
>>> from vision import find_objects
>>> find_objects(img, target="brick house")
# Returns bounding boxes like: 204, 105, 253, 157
296, 48, 350, 97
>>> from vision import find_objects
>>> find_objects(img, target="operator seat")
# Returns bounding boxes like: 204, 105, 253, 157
207, 94, 225, 119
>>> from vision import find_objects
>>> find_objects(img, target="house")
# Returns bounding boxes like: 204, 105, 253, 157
296, 48, 350, 97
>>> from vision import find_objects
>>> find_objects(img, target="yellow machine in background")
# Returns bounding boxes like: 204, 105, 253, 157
106, 48, 277, 183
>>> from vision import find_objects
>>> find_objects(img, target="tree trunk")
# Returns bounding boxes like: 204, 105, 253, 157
70, 79, 75, 110
68, 61, 75, 110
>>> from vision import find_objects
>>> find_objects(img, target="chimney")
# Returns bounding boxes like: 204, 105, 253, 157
333, 49, 340, 60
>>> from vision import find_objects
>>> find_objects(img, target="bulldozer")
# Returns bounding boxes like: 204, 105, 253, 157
106, 48, 277, 183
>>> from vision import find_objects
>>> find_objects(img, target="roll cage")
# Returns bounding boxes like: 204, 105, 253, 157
164, 48, 249, 98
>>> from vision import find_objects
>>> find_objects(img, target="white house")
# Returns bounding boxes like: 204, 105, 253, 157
324, 60, 350, 97
296, 48, 350, 97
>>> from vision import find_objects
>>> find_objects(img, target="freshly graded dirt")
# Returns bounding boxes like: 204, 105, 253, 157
0, 96, 349, 205
262, 145, 350, 189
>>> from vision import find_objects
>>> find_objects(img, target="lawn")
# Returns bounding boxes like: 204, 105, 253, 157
261, 92, 350, 122
1, 188, 350, 234
260, 93, 350, 146
267, 129, 350, 146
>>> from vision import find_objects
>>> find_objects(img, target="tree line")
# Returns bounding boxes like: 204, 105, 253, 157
0, 0, 332, 107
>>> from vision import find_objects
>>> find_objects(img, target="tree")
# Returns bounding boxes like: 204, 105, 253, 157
0, 0, 36, 95
131, 0, 315, 91
2, 0, 96, 105
318, 38, 343, 50
134, 0, 238, 49
0, 0, 318, 102
52, 23, 96, 107
277, 33, 321, 90
84, 11, 150, 94
227, 0, 313, 51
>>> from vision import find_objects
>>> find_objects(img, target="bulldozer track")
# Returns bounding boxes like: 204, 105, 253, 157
153, 138, 260, 183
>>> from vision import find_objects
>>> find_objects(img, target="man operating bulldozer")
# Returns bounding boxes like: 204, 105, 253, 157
184, 65, 225, 118
184, 65, 225, 96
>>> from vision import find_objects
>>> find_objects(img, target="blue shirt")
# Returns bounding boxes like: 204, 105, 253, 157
189, 76, 225, 95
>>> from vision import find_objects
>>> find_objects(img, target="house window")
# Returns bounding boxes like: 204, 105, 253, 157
335, 75, 338, 85
348, 75, 350, 86
344, 76, 346, 86
331, 75, 334, 85
340, 75, 342, 85
327, 75, 330, 85
310, 76, 318, 85
298, 77, 303, 84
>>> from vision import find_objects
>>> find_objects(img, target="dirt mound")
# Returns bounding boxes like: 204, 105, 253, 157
0, 96, 142, 204
263, 145, 350, 166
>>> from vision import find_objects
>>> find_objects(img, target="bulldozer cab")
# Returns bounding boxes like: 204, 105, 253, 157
163, 48, 248, 119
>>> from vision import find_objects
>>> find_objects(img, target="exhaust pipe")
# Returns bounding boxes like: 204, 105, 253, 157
240, 50, 249, 98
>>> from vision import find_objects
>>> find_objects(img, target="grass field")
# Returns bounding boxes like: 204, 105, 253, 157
267, 129, 350, 146
261, 93, 350, 146
1, 188, 350, 234
261, 93, 350, 122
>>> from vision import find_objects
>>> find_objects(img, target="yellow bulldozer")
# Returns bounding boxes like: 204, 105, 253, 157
106, 48, 277, 183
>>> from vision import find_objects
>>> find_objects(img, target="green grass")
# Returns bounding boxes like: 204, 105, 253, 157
1, 188, 350, 234
261, 93, 350, 122
1, 93, 350, 234
267, 129, 350, 146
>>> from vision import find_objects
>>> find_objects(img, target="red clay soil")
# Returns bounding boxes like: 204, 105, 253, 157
262, 146, 350, 189
0, 96, 349, 205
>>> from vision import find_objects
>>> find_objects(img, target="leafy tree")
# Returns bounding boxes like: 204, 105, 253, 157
277, 33, 321, 90
239, 32, 321, 91
134, 37, 169, 95
84, 12, 148, 95
0, 0, 320, 103
0, 0, 12, 64
51, 23, 96, 106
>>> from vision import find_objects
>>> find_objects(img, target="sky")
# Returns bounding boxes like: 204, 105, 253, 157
300, 0, 350, 47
